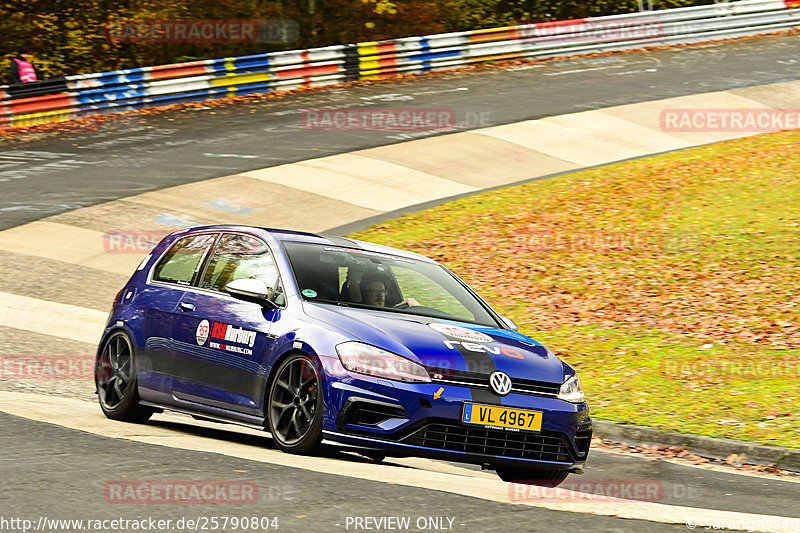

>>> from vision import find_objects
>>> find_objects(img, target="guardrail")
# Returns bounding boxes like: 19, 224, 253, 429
2, 0, 798, 128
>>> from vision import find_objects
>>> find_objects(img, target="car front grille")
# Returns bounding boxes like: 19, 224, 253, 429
511, 377, 561, 396
428, 368, 561, 397
400, 421, 573, 463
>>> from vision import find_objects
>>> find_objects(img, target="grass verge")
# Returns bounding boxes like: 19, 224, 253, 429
351, 129, 800, 448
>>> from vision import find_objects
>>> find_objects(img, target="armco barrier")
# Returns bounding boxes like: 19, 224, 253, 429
1, 0, 798, 128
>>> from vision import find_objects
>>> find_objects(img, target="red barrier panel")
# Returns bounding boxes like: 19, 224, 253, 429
6, 93, 74, 114
369, 44, 399, 71
375, 42, 397, 54
0, 1, 795, 129
274, 63, 341, 79
148, 61, 210, 81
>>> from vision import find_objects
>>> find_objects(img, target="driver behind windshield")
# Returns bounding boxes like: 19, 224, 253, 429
360, 272, 387, 306
360, 271, 419, 308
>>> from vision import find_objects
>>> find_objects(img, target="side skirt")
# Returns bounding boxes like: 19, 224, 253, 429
139, 400, 267, 432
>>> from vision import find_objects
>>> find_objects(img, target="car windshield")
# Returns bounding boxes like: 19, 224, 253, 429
282, 241, 501, 327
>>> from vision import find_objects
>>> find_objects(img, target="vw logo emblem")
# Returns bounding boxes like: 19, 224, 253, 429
489, 371, 512, 396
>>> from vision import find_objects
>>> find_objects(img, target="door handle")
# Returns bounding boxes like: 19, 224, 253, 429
178, 302, 195, 312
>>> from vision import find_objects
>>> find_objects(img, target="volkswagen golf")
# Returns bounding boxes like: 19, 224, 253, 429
95, 225, 591, 485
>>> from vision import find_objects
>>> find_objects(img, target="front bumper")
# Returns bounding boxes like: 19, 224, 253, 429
319, 355, 592, 470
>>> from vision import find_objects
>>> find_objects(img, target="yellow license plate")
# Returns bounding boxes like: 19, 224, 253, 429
461, 402, 542, 432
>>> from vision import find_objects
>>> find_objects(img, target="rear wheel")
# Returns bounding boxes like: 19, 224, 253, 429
267, 354, 324, 455
95, 331, 154, 422
494, 466, 569, 486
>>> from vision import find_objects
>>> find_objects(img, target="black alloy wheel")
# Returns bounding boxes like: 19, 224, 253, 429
95, 330, 153, 422
267, 354, 324, 454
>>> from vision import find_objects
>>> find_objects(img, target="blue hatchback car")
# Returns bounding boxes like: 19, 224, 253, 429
96, 225, 591, 484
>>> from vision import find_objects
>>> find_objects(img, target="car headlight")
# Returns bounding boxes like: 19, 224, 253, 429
336, 342, 431, 383
558, 373, 585, 403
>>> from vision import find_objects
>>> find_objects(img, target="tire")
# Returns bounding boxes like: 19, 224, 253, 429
267, 353, 324, 455
494, 466, 570, 486
95, 330, 154, 423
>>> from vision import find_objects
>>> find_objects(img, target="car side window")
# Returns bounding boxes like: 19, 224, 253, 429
200, 233, 281, 296
153, 233, 217, 285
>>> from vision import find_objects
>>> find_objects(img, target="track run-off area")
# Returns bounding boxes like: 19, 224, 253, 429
1, 33, 800, 533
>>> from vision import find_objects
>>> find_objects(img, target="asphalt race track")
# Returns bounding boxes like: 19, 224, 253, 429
1, 33, 800, 533
1, 411, 690, 533
3, 398, 800, 532
2, 34, 800, 230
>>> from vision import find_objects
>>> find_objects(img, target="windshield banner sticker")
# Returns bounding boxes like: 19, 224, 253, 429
323, 246, 415, 264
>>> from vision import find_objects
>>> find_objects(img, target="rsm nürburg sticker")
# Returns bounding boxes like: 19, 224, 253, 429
196, 319, 210, 346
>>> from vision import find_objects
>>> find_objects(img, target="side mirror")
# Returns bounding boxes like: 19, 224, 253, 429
500, 315, 518, 331
225, 279, 277, 308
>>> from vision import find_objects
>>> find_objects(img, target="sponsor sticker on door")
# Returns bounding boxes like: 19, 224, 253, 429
196, 319, 210, 346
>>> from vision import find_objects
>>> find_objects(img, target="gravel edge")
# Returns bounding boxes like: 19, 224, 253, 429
593, 419, 800, 473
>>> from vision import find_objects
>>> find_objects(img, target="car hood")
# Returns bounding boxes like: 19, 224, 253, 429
303, 303, 565, 384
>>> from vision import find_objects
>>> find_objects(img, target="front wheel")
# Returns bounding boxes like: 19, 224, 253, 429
95, 330, 154, 422
267, 354, 324, 455
494, 466, 570, 486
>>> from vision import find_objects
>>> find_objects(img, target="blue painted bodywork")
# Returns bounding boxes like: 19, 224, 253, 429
99, 225, 591, 470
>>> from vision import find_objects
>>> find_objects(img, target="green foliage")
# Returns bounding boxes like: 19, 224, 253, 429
2, 0, 715, 80
438, 0, 714, 29
1, 0, 190, 80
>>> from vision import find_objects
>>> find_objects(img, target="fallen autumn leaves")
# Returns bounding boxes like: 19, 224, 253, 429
354, 128, 800, 446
